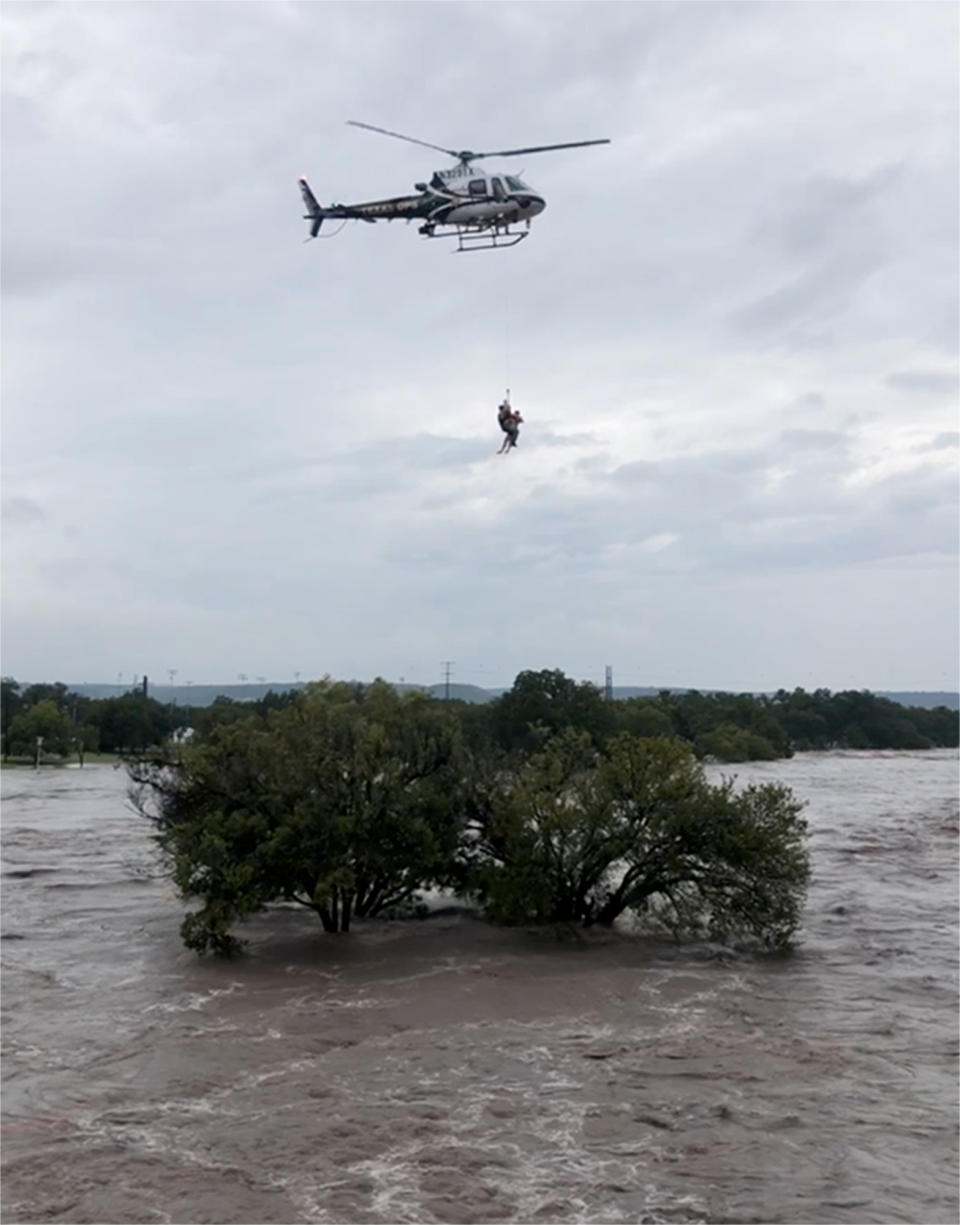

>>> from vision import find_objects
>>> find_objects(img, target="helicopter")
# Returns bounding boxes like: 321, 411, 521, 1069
299, 121, 611, 252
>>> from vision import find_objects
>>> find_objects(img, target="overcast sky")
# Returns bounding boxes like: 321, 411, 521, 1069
2, 0, 957, 693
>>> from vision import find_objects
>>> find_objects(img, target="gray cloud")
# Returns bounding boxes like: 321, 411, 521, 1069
2, 496, 45, 525
913, 431, 959, 453
776, 429, 847, 452
730, 245, 886, 341
756, 164, 904, 258
886, 369, 960, 396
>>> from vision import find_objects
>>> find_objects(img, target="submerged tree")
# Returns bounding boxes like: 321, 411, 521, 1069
130, 684, 809, 956
463, 731, 809, 949
130, 681, 466, 954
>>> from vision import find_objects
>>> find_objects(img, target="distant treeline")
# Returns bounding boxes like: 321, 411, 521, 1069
2, 670, 957, 762
60, 680, 960, 710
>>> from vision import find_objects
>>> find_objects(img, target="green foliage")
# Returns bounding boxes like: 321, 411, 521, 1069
465, 732, 809, 949
4, 673, 955, 768
462, 729, 610, 925
600, 737, 809, 947
768, 687, 957, 750
907, 703, 959, 747
21, 682, 72, 710
130, 681, 466, 953
612, 697, 674, 740
96, 693, 174, 753
6, 700, 74, 758
128, 680, 812, 955
694, 722, 779, 762
73, 723, 100, 765
493, 669, 614, 751
449, 700, 498, 756
656, 691, 792, 758
479, 675, 955, 759
1, 678, 26, 758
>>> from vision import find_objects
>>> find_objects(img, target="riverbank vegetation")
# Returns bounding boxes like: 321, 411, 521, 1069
3, 673, 956, 767
128, 680, 810, 956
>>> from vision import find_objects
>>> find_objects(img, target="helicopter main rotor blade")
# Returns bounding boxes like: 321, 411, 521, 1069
347, 121, 457, 159
469, 139, 611, 160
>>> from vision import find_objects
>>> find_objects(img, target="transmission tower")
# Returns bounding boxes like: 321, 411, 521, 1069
605, 665, 613, 702
441, 660, 455, 701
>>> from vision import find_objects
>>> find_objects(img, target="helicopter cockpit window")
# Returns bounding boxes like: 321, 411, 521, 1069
491, 177, 506, 201
505, 176, 529, 192
468, 179, 487, 197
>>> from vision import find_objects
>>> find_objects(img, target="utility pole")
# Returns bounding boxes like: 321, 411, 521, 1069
605, 665, 613, 702
441, 660, 455, 701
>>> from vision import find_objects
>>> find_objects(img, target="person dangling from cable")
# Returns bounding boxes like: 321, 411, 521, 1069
496, 391, 524, 455
496, 397, 512, 447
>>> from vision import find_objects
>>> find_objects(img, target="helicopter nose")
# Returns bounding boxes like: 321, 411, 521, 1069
518, 194, 546, 215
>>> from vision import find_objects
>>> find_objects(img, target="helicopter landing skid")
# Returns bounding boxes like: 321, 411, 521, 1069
418, 222, 529, 252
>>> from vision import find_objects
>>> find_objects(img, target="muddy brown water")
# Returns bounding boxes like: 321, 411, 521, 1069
1, 751, 957, 1225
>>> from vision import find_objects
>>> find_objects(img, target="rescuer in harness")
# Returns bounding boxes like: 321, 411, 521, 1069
497, 397, 523, 454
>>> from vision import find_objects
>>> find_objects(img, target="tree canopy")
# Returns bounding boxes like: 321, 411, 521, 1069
462, 730, 808, 948
492, 668, 614, 750
129, 683, 811, 955
130, 681, 467, 953
5, 699, 74, 759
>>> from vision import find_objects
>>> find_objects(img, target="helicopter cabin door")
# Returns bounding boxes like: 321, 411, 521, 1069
490, 177, 507, 202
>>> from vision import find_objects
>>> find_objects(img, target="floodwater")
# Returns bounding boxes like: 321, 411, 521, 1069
1, 751, 957, 1225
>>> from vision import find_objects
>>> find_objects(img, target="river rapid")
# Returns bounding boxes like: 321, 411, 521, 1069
1, 751, 957, 1225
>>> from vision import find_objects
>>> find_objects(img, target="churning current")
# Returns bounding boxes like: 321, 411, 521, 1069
1, 751, 957, 1225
